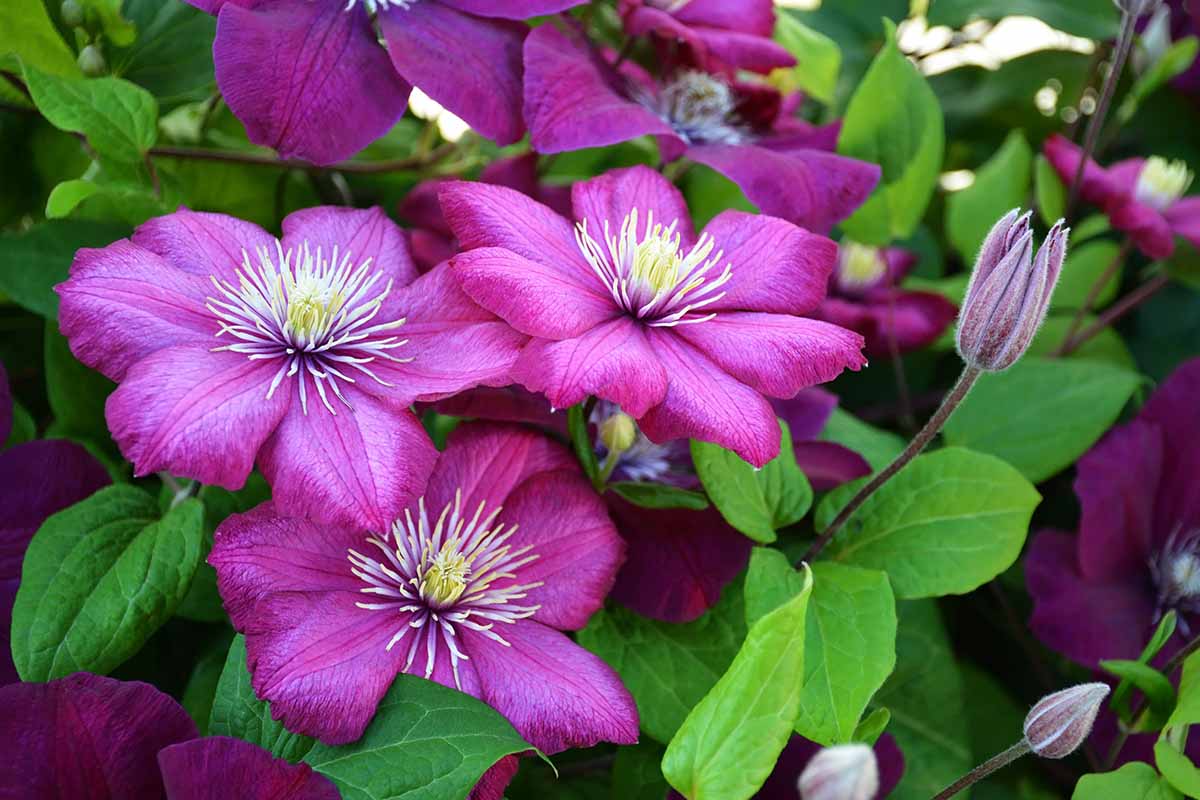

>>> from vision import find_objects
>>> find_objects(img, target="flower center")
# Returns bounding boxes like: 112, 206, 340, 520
346, 490, 542, 688
344, 0, 415, 13
837, 242, 888, 291
206, 241, 410, 416
654, 71, 746, 145
1150, 528, 1200, 626
1135, 156, 1193, 212
575, 208, 732, 326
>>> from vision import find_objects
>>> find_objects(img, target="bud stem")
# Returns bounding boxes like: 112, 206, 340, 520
1065, 9, 1136, 220
802, 365, 982, 563
932, 740, 1032, 800
1058, 271, 1170, 356
1054, 238, 1132, 355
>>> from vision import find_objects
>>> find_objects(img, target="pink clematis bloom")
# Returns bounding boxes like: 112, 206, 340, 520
55, 207, 525, 531
522, 25, 879, 234
442, 165, 867, 467
619, 0, 797, 75
812, 241, 958, 357
209, 422, 638, 751
1043, 134, 1199, 259
186, 0, 586, 164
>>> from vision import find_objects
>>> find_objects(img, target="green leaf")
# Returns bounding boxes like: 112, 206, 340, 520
577, 583, 747, 744
1109, 612, 1177, 724
0, 219, 129, 318
927, 0, 1119, 40
837, 19, 944, 245
817, 448, 1040, 598
1072, 762, 1182, 800
774, 12, 841, 104
610, 481, 709, 510
209, 635, 315, 761
743, 547, 807, 627
873, 600, 971, 799
568, 404, 600, 483
12, 486, 204, 680
942, 358, 1142, 483
1053, 240, 1123, 312
945, 130, 1033, 263
46, 179, 102, 218
1035, 155, 1067, 228
44, 321, 115, 446
23, 63, 158, 163
612, 741, 670, 800
692, 420, 812, 543
181, 634, 232, 735
1100, 660, 1175, 731
78, 0, 137, 46
304, 675, 536, 800
5, 401, 36, 447
1119, 37, 1200, 124
0, 0, 80, 82
110, 0, 217, 110
662, 566, 813, 800
1155, 652, 1200, 796
818, 408, 905, 470
853, 707, 891, 745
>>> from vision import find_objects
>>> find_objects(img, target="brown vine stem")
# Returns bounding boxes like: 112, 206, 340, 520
801, 365, 982, 564
1056, 272, 1171, 356
932, 741, 1033, 800
1054, 238, 1132, 353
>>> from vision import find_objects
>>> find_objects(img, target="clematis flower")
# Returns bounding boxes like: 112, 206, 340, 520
0, 362, 109, 686
0, 672, 338, 799
186, 0, 585, 164
1043, 134, 1198, 259
1027, 357, 1200, 667
209, 422, 638, 751
443, 165, 867, 467
811, 241, 958, 357
522, 25, 879, 233
55, 206, 524, 531
400, 153, 572, 272
619, 0, 797, 75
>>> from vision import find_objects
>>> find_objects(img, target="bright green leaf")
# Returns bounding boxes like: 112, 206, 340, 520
611, 481, 709, 510
78, 0, 136, 46
1035, 154, 1067, 227
0, 219, 129, 318
1101, 659, 1175, 731
46, 179, 101, 218
304, 675, 536, 800
774, 11, 841, 104
837, 19, 944, 245
1155, 652, 1200, 796
12, 487, 204, 680
1053, 240, 1124, 311
1110, 612, 1177, 724
1072, 762, 1182, 800
818, 408, 905, 470
0, 0, 80, 82
853, 707, 891, 746
662, 567, 813, 800
1119, 37, 1200, 124
743, 547, 807, 627
943, 358, 1142, 482
692, 420, 812, 543
817, 448, 1040, 598
946, 130, 1033, 263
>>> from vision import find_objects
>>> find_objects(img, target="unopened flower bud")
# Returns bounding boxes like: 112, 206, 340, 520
599, 411, 638, 455
1023, 682, 1110, 759
60, 0, 84, 28
956, 210, 1068, 372
798, 743, 879, 800
77, 45, 107, 77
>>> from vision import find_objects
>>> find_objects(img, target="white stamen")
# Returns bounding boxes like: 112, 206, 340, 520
648, 71, 746, 146
837, 242, 889, 291
345, 0, 416, 14
1135, 156, 1193, 212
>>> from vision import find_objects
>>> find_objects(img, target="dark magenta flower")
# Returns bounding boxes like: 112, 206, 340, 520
443, 165, 867, 467
56, 207, 525, 532
1043, 134, 1197, 259
1027, 357, 1200, 666
186, 0, 585, 163
811, 241, 957, 358
0, 363, 109, 686
209, 422, 638, 750
619, 0, 796, 75
0, 672, 337, 799
522, 25, 879, 233
400, 153, 572, 273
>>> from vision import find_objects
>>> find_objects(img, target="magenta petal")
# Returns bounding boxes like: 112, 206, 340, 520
440, 0, 585, 20
281, 206, 419, 301
791, 441, 871, 491
606, 496, 750, 623
770, 388, 837, 441
0, 673, 197, 799
692, 29, 796, 73
1074, 419, 1163, 581
1026, 530, 1156, 667
523, 24, 675, 154
106, 345, 291, 489
676, 312, 865, 398
469, 756, 520, 800
572, 165, 697, 249
639, 329, 780, 467
701, 210, 837, 315
1043, 134, 1123, 209
814, 289, 958, 356
431, 386, 565, 434
214, 1, 410, 164
1140, 358, 1200, 533
674, 0, 776, 36
258, 385, 437, 531
0, 362, 9, 443
158, 737, 339, 800
453, 247, 619, 339
687, 144, 880, 234
366, 263, 528, 403
381, 3, 525, 145
56, 241, 216, 382
1166, 197, 1200, 249
512, 317, 669, 417
463, 620, 639, 753
500, 471, 624, 630
131, 209, 276, 283
1110, 198, 1177, 259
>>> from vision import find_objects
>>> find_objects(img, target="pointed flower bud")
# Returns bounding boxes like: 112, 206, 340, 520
599, 410, 638, 455
956, 210, 1068, 372
798, 743, 879, 800
1023, 682, 1110, 759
